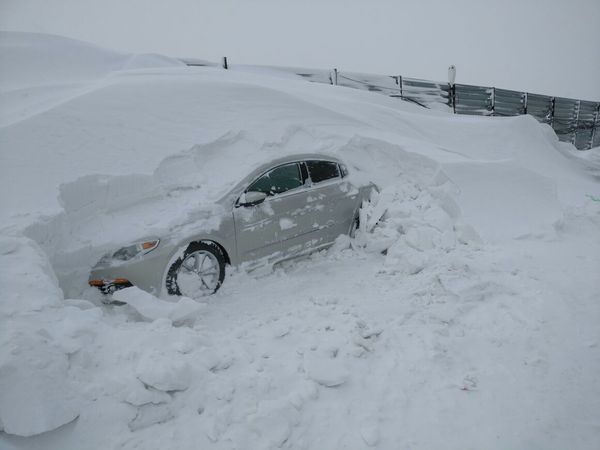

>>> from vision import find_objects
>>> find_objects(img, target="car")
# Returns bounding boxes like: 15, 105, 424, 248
89, 153, 374, 298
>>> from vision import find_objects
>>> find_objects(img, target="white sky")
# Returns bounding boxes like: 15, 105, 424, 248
1, 0, 599, 100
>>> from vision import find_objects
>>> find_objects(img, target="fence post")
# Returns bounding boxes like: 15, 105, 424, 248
221, 57, 228, 69
448, 65, 456, 114
573, 100, 581, 146
397, 75, 403, 99
591, 104, 600, 149
447, 83, 457, 113
549, 97, 556, 127
523, 92, 528, 115
453, 84, 457, 113
490, 87, 496, 115
332, 68, 338, 86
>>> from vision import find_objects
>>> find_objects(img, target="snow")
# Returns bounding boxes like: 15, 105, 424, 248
0, 327, 80, 437
135, 347, 193, 392
114, 287, 205, 324
0, 31, 185, 128
279, 218, 296, 230
1, 32, 599, 449
303, 351, 350, 387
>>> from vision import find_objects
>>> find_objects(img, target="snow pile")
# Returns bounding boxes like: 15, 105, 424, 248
0, 31, 184, 127
0, 236, 62, 315
0, 236, 84, 437
114, 287, 205, 324
331, 135, 482, 275
1, 32, 599, 450
0, 32, 179, 89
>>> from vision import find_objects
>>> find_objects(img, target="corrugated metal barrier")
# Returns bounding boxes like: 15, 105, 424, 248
181, 59, 600, 150
280, 66, 600, 150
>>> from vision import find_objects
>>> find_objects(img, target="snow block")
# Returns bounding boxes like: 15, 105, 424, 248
0, 236, 62, 316
0, 330, 79, 437
114, 286, 205, 324
135, 349, 192, 392
303, 353, 349, 387
128, 403, 175, 431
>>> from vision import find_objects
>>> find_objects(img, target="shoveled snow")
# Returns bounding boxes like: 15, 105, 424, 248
113, 287, 205, 324
303, 351, 350, 387
0, 32, 599, 450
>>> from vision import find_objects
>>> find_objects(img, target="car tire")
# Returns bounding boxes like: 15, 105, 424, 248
165, 241, 226, 298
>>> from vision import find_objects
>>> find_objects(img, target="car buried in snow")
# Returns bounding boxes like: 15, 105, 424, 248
89, 153, 375, 298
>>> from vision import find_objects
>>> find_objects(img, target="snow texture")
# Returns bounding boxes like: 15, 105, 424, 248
0, 32, 599, 450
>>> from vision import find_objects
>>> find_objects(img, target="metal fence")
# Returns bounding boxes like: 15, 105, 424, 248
277, 66, 600, 150
181, 59, 600, 150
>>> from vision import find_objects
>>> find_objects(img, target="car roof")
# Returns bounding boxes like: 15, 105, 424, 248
250, 153, 342, 174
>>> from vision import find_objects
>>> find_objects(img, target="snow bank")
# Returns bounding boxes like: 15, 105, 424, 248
327, 135, 484, 276
0, 324, 80, 437
1, 32, 599, 450
0, 32, 124, 90
0, 31, 183, 90
0, 236, 62, 315
0, 236, 85, 437
0, 31, 184, 127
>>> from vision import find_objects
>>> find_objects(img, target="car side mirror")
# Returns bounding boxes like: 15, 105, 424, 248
238, 191, 267, 207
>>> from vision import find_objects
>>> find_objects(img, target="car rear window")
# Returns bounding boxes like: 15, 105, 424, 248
306, 160, 340, 184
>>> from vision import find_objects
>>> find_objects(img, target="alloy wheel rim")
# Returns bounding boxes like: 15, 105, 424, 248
177, 250, 220, 297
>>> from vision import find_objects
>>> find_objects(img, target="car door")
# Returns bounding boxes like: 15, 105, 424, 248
233, 162, 314, 264
303, 160, 360, 245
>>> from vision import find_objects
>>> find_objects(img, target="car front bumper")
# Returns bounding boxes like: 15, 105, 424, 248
88, 242, 176, 296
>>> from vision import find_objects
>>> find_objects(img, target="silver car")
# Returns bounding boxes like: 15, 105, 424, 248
89, 153, 373, 298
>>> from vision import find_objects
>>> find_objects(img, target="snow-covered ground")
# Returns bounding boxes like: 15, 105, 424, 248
1, 32, 599, 450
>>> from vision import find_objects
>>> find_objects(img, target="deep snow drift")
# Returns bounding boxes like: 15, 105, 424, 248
1, 32, 599, 450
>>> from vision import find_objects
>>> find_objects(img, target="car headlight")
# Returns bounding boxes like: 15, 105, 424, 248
111, 240, 160, 261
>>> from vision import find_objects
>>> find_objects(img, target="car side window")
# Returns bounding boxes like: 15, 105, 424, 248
247, 163, 303, 197
306, 160, 341, 184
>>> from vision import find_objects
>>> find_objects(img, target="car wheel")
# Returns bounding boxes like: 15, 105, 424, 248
165, 242, 226, 298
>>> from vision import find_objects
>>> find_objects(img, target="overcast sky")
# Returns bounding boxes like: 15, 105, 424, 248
1, 0, 599, 100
